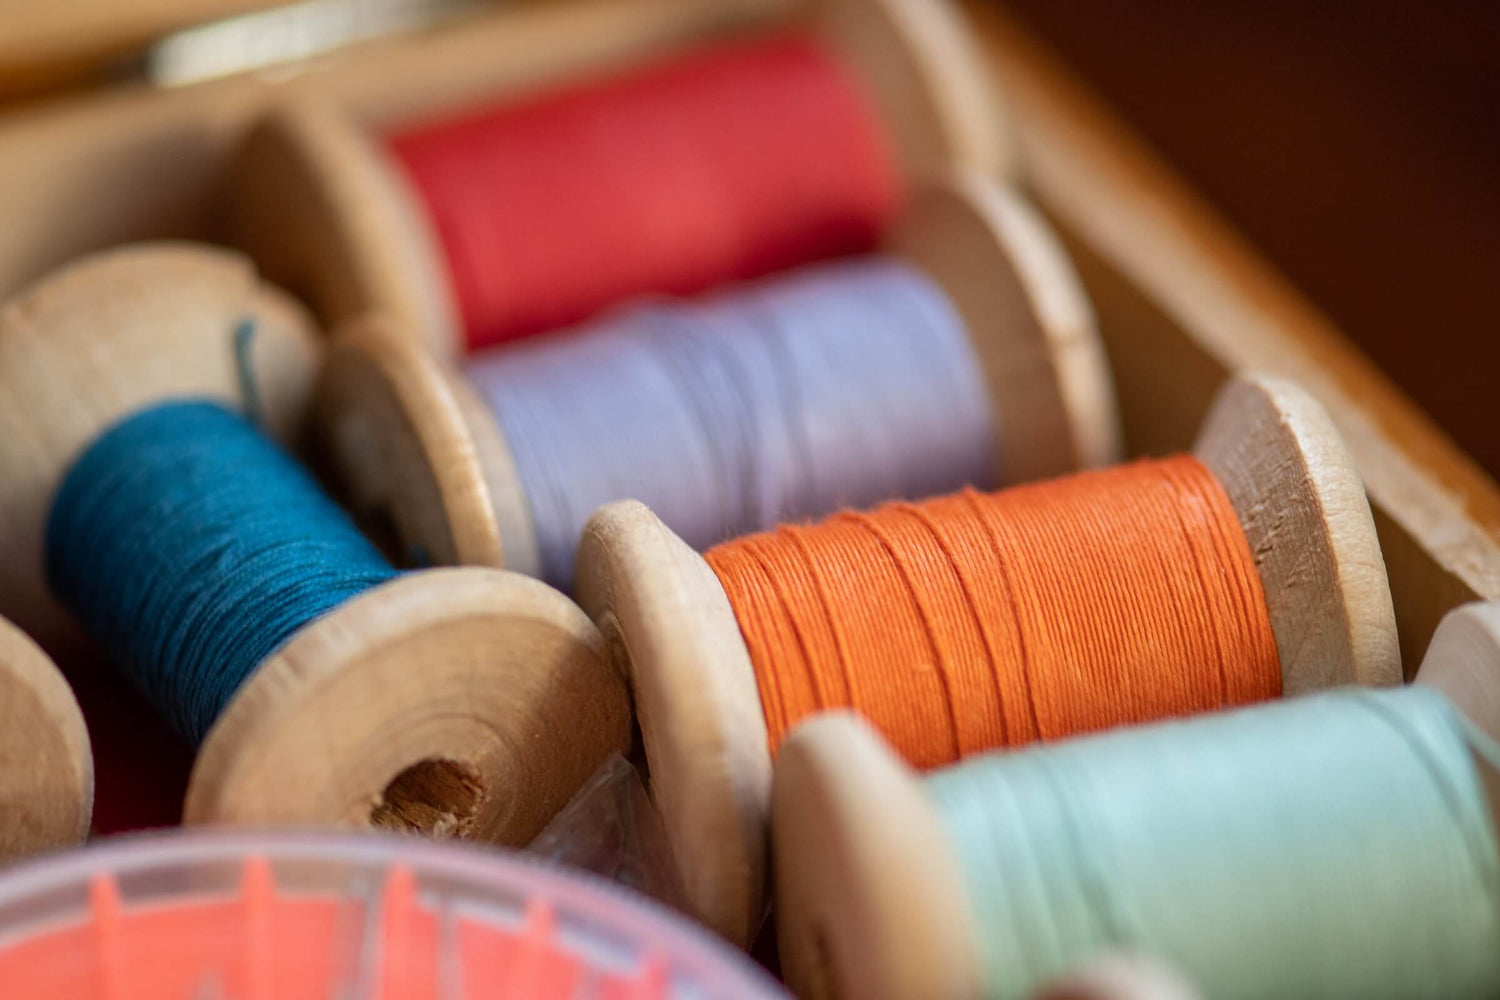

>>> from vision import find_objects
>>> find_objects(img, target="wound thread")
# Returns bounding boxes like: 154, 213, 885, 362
389, 34, 901, 350
705, 456, 1281, 766
45, 401, 398, 745
925, 686, 1500, 998
467, 258, 996, 590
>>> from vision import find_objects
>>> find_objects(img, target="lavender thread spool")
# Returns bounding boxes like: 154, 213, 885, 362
463, 258, 998, 588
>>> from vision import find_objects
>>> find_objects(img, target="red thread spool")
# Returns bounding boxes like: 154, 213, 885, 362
59, 654, 188, 837
229, 0, 1010, 358
388, 35, 900, 351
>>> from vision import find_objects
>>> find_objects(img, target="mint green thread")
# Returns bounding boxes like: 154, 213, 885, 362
927, 686, 1500, 999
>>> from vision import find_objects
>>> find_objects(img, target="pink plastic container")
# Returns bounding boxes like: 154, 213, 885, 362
0, 830, 787, 998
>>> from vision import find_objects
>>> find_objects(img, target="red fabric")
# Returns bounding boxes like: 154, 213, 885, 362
60, 649, 191, 835
389, 34, 901, 350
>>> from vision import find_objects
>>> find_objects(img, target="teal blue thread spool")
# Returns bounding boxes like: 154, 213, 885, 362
0, 245, 630, 844
46, 400, 401, 747
0, 245, 321, 654
772, 651, 1500, 1000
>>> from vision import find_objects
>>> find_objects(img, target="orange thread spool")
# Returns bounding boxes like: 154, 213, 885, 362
704, 455, 1281, 766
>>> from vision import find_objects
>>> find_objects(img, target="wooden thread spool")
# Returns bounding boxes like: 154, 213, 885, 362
229, 0, 1013, 359
571, 373, 1401, 945
316, 173, 1119, 581
0, 613, 91, 861
0, 246, 630, 842
1411, 600, 1500, 815
769, 599, 1500, 1000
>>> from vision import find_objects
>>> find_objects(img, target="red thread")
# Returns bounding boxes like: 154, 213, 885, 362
705, 456, 1283, 767
389, 34, 901, 350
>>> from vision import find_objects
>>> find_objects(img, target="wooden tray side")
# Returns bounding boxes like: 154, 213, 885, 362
0, 0, 296, 99
968, 2, 1500, 672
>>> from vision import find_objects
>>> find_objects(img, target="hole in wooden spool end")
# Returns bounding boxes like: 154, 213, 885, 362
369, 758, 482, 837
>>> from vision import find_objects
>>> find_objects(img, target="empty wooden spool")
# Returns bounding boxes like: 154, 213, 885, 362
0, 245, 630, 843
571, 373, 1401, 944
315, 172, 1120, 582
0, 613, 91, 861
230, 0, 1015, 358
771, 598, 1500, 1000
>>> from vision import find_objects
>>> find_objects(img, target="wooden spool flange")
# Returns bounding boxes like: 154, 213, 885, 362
0, 243, 320, 653
316, 172, 1120, 583
1415, 600, 1500, 815
771, 711, 979, 1000
570, 373, 1401, 944
0, 614, 92, 862
229, 0, 1015, 359
0, 246, 631, 842
773, 598, 1500, 1000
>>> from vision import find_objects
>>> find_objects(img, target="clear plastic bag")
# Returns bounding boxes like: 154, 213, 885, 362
527, 753, 687, 911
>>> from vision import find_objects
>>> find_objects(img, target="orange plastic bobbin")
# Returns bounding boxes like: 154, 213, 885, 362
0, 831, 786, 999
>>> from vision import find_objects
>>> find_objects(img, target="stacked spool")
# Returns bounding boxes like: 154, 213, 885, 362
0, 246, 628, 844
316, 175, 1118, 585
225, 0, 1123, 601
771, 601, 1500, 999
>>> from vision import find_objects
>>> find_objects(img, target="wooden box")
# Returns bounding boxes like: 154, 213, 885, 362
0, 0, 1492, 681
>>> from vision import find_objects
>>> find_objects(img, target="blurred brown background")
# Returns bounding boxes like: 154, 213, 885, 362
1006, 1, 1500, 475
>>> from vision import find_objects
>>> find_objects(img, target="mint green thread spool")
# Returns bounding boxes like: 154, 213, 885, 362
935, 685, 1500, 999
771, 685, 1500, 1000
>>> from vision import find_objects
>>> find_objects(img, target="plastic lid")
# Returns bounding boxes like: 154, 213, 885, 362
0, 830, 787, 998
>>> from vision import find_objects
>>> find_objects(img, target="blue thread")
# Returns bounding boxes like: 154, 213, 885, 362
46, 400, 398, 745
233, 318, 263, 427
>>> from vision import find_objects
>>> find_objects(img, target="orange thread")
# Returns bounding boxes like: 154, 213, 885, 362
704, 456, 1282, 767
